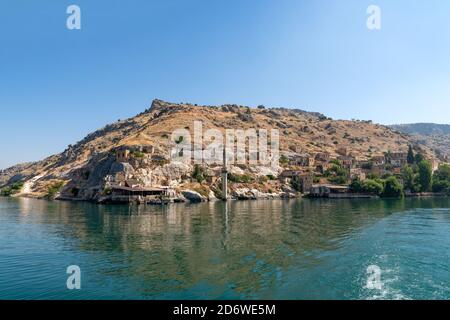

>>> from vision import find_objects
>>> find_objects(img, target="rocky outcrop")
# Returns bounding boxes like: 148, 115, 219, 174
232, 188, 281, 200
109, 162, 135, 176
182, 190, 206, 202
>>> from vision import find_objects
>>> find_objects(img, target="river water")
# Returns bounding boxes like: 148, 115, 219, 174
0, 197, 449, 300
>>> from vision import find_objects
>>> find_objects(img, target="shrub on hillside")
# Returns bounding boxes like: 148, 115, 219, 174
382, 176, 403, 197
0, 182, 24, 196
361, 179, 384, 195
47, 181, 65, 199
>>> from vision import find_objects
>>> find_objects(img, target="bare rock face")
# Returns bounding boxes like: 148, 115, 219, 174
182, 190, 206, 202
208, 191, 218, 201
109, 162, 135, 176
232, 188, 255, 200
229, 166, 245, 175
232, 188, 280, 200
249, 166, 280, 177
0, 163, 35, 188
151, 162, 192, 186
237, 112, 254, 123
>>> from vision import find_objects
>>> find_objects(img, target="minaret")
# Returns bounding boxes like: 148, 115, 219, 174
221, 145, 228, 201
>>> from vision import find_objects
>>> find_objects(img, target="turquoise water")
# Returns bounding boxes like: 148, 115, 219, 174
0, 197, 449, 300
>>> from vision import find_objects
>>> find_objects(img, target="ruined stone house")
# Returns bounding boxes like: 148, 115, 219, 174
371, 155, 386, 166
390, 152, 408, 167
289, 154, 315, 167
116, 149, 131, 163
315, 152, 331, 163
279, 170, 313, 193
350, 168, 366, 181
338, 155, 355, 169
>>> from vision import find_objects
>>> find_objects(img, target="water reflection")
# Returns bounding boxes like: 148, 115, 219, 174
1, 197, 449, 299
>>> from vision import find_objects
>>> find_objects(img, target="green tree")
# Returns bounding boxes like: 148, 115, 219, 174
325, 161, 348, 185
402, 165, 415, 191
414, 153, 425, 164
417, 160, 432, 192
407, 145, 415, 164
361, 161, 374, 170
47, 181, 65, 199
350, 178, 363, 193
192, 165, 206, 183
384, 150, 392, 163
432, 164, 450, 192
366, 173, 380, 180
0, 182, 24, 197
361, 179, 384, 195
279, 155, 289, 166
382, 176, 403, 198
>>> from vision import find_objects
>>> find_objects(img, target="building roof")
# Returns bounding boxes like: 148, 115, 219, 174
312, 184, 350, 190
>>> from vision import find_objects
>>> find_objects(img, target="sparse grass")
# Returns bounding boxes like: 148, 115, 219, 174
280, 155, 289, 166
228, 173, 253, 183
103, 187, 112, 196
0, 182, 24, 196
193, 185, 210, 197
47, 181, 65, 199
192, 165, 206, 183
132, 151, 145, 158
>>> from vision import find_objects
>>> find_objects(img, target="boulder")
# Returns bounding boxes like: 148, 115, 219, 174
182, 190, 206, 203
208, 190, 218, 201
249, 166, 279, 177
280, 192, 298, 198
152, 162, 192, 185
233, 188, 257, 200
229, 166, 245, 175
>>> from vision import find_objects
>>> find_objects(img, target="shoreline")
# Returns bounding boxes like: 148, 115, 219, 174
2, 192, 448, 205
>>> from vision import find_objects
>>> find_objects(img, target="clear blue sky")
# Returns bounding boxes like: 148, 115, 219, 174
1, 0, 450, 169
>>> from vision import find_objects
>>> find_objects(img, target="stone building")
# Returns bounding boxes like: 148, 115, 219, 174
116, 145, 156, 163
279, 170, 313, 193
315, 152, 331, 163
338, 155, 355, 169
390, 152, 408, 167
290, 154, 315, 167
350, 168, 366, 181
116, 149, 131, 163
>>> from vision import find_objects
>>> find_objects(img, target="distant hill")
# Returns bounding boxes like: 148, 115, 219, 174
390, 123, 450, 160
390, 123, 450, 136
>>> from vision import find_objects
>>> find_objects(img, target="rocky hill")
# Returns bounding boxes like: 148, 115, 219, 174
390, 123, 450, 161
0, 99, 438, 201
390, 123, 450, 136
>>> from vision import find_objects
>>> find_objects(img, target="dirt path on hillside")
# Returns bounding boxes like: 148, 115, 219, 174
21, 174, 44, 194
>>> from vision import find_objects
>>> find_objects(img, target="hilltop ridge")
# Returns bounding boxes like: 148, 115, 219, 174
390, 123, 450, 161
